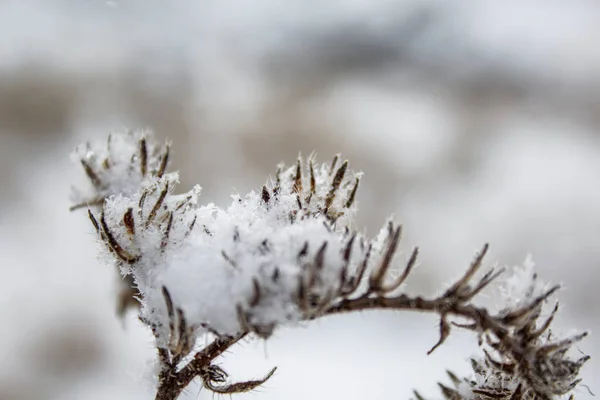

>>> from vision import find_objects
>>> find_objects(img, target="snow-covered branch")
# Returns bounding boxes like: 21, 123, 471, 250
71, 130, 590, 400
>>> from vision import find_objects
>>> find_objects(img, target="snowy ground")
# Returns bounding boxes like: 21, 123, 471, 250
0, 1, 597, 399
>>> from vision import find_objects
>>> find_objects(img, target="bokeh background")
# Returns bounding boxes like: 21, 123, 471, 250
0, 1, 597, 399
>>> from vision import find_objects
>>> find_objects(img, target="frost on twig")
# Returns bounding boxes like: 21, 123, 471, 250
421, 258, 591, 400
71, 131, 590, 400
70, 130, 171, 211
70, 130, 172, 316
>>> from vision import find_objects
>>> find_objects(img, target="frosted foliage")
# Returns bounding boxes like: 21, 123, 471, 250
147, 214, 349, 339
270, 156, 363, 226
468, 365, 519, 396
92, 138, 368, 349
100, 173, 200, 278
70, 130, 170, 209
454, 255, 590, 400
72, 131, 589, 400
498, 255, 550, 316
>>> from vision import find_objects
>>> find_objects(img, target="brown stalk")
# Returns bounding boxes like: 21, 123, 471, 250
140, 137, 148, 176
345, 177, 360, 208
80, 158, 103, 188
157, 143, 170, 178
325, 160, 348, 210
98, 211, 139, 263
368, 225, 402, 292
146, 182, 169, 227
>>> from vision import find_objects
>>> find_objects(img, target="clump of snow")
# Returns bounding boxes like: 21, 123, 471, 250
85, 132, 372, 351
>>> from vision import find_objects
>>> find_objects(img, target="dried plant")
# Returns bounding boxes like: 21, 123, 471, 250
70, 130, 171, 316
71, 130, 590, 400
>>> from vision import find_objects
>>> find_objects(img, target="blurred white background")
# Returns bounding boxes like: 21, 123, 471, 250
0, 1, 597, 399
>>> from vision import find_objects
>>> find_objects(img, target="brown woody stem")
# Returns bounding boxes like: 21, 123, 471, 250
155, 334, 247, 400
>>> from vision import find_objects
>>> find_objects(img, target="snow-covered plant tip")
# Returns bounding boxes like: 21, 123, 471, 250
71, 130, 591, 400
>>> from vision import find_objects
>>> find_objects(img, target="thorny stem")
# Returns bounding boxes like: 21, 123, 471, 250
153, 244, 578, 400
71, 136, 589, 400
153, 293, 524, 399
323, 293, 518, 354
155, 334, 247, 400
156, 301, 490, 400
